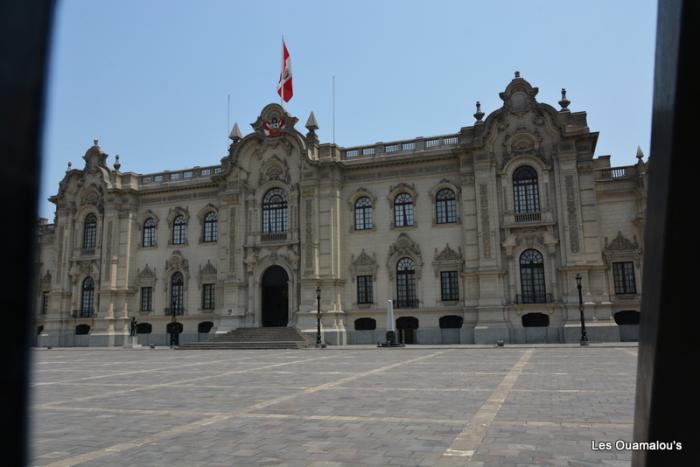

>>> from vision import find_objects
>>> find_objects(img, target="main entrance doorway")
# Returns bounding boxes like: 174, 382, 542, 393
261, 266, 289, 327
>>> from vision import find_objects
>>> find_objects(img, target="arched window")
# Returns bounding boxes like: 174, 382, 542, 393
396, 257, 417, 308
80, 277, 95, 317
172, 215, 187, 245
435, 188, 457, 224
75, 324, 91, 335
203, 211, 218, 242
513, 166, 540, 214
143, 217, 156, 247
136, 322, 152, 334
519, 249, 546, 303
262, 188, 288, 233
354, 197, 373, 230
170, 272, 184, 315
522, 312, 549, 327
354, 318, 377, 331
83, 213, 97, 249
394, 193, 414, 227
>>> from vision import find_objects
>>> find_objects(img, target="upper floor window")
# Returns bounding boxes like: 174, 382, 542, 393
354, 197, 373, 230
262, 188, 288, 234
394, 193, 414, 227
613, 262, 637, 294
435, 188, 457, 224
83, 213, 97, 249
172, 215, 187, 245
203, 211, 218, 242
513, 166, 540, 214
396, 257, 417, 308
519, 249, 546, 303
143, 218, 156, 247
81, 277, 95, 317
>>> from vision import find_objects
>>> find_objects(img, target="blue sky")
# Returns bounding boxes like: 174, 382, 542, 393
40, 0, 657, 219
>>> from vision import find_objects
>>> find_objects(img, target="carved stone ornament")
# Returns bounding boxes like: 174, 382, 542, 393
165, 251, 189, 280
136, 264, 157, 286
499, 73, 539, 115
199, 260, 217, 287
251, 103, 298, 139
259, 155, 290, 185
69, 260, 99, 285
82, 140, 109, 174
603, 231, 643, 266
387, 233, 423, 280
432, 244, 464, 277
349, 249, 378, 281
41, 270, 52, 287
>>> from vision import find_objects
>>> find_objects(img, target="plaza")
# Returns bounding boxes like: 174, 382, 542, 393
31, 345, 637, 466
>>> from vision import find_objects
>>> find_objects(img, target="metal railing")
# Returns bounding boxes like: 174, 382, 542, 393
261, 232, 287, 242
164, 307, 185, 316
515, 293, 553, 304
394, 298, 419, 309
599, 166, 635, 180
514, 212, 542, 223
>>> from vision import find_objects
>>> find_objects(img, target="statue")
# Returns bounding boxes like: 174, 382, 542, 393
129, 317, 137, 337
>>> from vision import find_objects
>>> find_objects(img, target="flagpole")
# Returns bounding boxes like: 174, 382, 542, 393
280, 35, 284, 107
227, 94, 230, 138
332, 75, 336, 146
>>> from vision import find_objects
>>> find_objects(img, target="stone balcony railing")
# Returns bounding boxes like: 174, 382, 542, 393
597, 165, 638, 181
342, 134, 459, 160
141, 165, 222, 186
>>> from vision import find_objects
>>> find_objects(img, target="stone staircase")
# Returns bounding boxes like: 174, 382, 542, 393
176, 326, 312, 350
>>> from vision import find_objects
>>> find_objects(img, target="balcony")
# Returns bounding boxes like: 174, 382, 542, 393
164, 307, 185, 316
261, 232, 287, 242
514, 212, 542, 223
72, 309, 95, 318
394, 298, 419, 309
515, 293, 553, 304
80, 247, 95, 256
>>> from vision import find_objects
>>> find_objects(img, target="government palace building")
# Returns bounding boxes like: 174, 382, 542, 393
34, 73, 647, 347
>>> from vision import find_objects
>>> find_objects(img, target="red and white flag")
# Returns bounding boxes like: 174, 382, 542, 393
277, 39, 293, 102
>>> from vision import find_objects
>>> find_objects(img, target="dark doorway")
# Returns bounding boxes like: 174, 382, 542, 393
614, 310, 640, 325
522, 312, 550, 327
167, 322, 183, 346
261, 266, 289, 327
396, 316, 419, 344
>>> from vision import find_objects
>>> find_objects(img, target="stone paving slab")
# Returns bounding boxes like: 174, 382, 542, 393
30, 347, 638, 466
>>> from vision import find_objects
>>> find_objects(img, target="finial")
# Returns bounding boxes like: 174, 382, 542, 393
93, 139, 99, 146
636, 145, 645, 161
473, 101, 485, 123
305, 111, 319, 132
67, 161, 72, 172
514, 70, 521, 78
305, 111, 319, 140
114, 154, 121, 171
558, 88, 570, 111
229, 122, 241, 142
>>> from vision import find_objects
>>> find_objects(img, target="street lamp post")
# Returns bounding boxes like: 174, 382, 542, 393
170, 300, 178, 348
315, 285, 322, 347
576, 273, 589, 346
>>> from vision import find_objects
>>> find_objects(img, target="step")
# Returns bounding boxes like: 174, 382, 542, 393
176, 341, 307, 350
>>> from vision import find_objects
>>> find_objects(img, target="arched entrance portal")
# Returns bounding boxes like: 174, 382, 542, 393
261, 266, 289, 327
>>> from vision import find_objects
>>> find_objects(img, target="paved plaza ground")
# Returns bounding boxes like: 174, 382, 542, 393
30, 345, 639, 466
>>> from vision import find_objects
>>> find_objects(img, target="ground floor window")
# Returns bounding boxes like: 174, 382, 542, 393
75, 324, 90, 335
356, 275, 373, 304
613, 262, 636, 294
522, 312, 549, 327
439, 315, 463, 328
440, 271, 459, 301
136, 322, 152, 334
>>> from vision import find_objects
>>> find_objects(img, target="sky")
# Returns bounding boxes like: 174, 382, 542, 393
39, 0, 658, 219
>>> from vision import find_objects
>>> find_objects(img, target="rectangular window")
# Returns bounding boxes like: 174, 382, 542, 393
613, 262, 636, 294
357, 276, 373, 304
41, 292, 49, 315
202, 283, 215, 310
140, 287, 153, 312
440, 271, 459, 301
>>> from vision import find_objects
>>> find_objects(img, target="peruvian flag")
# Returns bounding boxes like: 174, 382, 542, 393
277, 39, 293, 102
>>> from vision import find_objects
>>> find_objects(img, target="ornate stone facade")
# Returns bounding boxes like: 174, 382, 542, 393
34, 74, 647, 346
